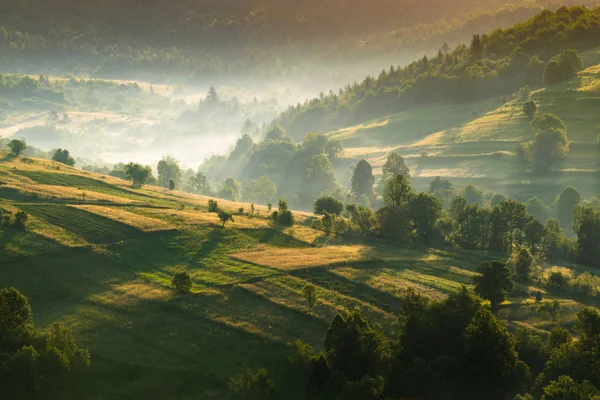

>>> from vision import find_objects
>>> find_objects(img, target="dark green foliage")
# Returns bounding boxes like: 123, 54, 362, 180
12, 211, 28, 230
529, 114, 570, 170
52, 148, 76, 166
557, 187, 581, 236
171, 272, 192, 293
302, 284, 318, 311
208, 199, 219, 213
218, 178, 242, 201
271, 199, 295, 227
543, 49, 585, 85
515, 247, 534, 281
548, 271, 570, 288
408, 193, 442, 246
382, 152, 410, 182
7, 139, 27, 156
314, 196, 343, 216
0, 289, 90, 399
168, 179, 175, 190
541, 375, 598, 400
523, 101, 537, 118
351, 160, 375, 204
429, 176, 452, 193
473, 261, 514, 312
464, 309, 519, 389
537, 301, 561, 325
157, 156, 182, 189
574, 205, 600, 268
124, 162, 152, 187
536, 291, 543, 303
228, 364, 280, 400
324, 312, 387, 382
383, 174, 412, 207
218, 209, 234, 227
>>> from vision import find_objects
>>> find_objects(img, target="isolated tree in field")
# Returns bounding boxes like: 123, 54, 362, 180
314, 196, 343, 215
218, 178, 242, 201
208, 199, 219, 213
218, 209, 234, 227
273, 199, 295, 227
537, 300, 561, 325
157, 155, 182, 188
302, 284, 318, 312
515, 247, 534, 281
351, 159, 375, 203
473, 261, 514, 313
557, 187, 581, 235
206, 86, 219, 103
243, 176, 277, 205
523, 101, 537, 118
383, 174, 412, 207
171, 272, 192, 294
13, 211, 28, 229
168, 179, 175, 190
7, 139, 27, 156
382, 152, 410, 182
530, 114, 569, 168
124, 163, 152, 187
52, 149, 75, 166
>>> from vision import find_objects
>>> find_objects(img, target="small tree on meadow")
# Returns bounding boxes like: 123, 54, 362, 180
13, 211, 28, 230
208, 199, 219, 213
7, 139, 27, 156
314, 196, 343, 216
523, 101, 537, 118
302, 284, 318, 312
169, 179, 175, 190
218, 209, 234, 227
124, 162, 152, 187
52, 149, 76, 166
515, 248, 534, 281
172, 272, 192, 294
537, 300, 561, 325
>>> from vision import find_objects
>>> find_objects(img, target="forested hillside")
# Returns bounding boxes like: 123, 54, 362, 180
273, 6, 600, 138
0, 0, 597, 81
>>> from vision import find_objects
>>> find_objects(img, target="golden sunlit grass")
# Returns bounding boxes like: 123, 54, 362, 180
329, 119, 390, 141
231, 245, 367, 270
71, 205, 175, 232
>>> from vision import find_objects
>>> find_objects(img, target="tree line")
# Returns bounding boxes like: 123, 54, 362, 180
271, 7, 600, 140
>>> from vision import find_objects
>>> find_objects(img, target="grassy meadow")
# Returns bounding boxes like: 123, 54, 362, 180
1, 152, 599, 399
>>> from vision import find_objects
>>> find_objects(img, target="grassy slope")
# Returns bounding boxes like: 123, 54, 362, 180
0, 153, 598, 399
333, 47, 600, 203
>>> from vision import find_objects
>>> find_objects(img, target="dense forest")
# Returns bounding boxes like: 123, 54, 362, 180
272, 6, 600, 139
0, 1, 597, 82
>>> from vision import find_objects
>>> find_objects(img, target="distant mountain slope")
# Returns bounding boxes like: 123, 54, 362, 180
273, 6, 600, 139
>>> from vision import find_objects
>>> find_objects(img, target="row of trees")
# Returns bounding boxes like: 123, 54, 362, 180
312, 167, 600, 269
233, 283, 600, 399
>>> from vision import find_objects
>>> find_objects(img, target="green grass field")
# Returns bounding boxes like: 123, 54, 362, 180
1, 153, 599, 399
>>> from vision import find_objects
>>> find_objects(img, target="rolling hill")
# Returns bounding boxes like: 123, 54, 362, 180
1, 153, 598, 398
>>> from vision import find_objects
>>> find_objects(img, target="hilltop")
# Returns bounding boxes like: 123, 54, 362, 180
1, 153, 599, 398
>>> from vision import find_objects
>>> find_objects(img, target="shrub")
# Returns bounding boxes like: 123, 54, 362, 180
208, 199, 219, 213
13, 211, 28, 230
523, 101, 537, 118
218, 209, 234, 227
278, 210, 295, 227
172, 272, 192, 293
547, 271, 570, 288
314, 196, 343, 215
